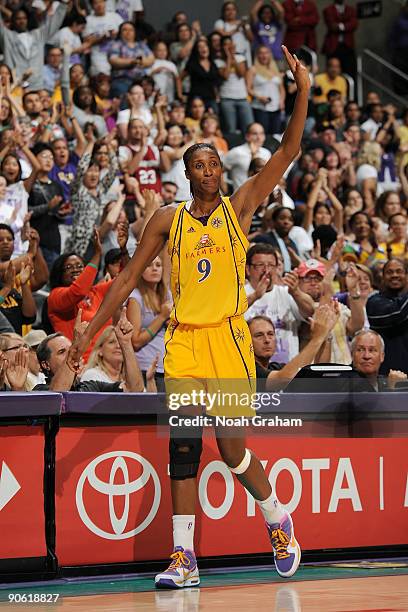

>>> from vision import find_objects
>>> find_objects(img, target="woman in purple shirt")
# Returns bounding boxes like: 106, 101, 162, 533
250, 0, 284, 62
127, 256, 172, 392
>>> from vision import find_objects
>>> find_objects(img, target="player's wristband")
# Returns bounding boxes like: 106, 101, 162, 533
87, 263, 98, 270
144, 326, 155, 339
0, 295, 5, 305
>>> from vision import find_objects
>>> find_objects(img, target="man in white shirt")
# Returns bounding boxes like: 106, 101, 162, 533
244, 243, 315, 362
84, 0, 123, 75
361, 103, 384, 140
223, 122, 271, 190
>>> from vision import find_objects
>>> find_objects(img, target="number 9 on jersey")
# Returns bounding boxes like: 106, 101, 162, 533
197, 258, 211, 283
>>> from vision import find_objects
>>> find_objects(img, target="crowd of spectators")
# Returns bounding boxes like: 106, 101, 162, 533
0, 0, 408, 395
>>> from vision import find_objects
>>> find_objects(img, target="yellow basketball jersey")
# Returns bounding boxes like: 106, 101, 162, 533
168, 196, 248, 326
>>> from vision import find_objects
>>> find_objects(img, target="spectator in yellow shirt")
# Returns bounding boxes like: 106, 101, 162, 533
314, 57, 348, 106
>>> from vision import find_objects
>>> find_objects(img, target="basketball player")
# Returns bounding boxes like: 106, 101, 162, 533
70, 46, 310, 588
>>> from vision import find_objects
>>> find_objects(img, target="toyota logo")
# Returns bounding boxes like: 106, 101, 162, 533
76, 451, 161, 540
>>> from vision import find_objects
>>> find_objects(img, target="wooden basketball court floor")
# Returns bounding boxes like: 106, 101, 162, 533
1, 562, 408, 611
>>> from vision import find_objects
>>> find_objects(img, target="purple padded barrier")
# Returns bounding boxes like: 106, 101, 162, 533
62, 392, 167, 415
61, 391, 408, 416
0, 392, 62, 417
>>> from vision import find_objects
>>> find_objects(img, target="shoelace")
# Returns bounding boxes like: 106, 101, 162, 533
168, 550, 191, 570
270, 528, 290, 560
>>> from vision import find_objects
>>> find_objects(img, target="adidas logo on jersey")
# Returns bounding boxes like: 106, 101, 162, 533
187, 227, 196, 233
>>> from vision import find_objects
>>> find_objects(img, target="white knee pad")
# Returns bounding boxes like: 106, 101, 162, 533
229, 448, 252, 475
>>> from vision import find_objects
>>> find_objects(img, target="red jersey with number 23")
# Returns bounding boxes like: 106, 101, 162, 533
132, 144, 162, 193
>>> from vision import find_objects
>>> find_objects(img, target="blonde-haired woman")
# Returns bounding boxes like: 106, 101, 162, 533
127, 256, 172, 392
0, 332, 31, 390
81, 325, 157, 392
246, 45, 285, 134
356, 141, 382, 213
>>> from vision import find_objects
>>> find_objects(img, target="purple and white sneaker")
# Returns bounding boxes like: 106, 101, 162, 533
267, 511, 301, 578
155, 546, 200, 589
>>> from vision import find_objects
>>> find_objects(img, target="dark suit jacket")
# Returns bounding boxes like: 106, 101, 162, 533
283, 0, 320, 51
322, 3, 358, 55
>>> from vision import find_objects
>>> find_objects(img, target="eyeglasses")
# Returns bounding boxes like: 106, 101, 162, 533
249, 263, 276, 270
63, 263, 84, 272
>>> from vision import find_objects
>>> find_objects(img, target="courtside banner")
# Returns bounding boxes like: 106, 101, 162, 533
55, 426, 408, 565
0, 426, 46, 559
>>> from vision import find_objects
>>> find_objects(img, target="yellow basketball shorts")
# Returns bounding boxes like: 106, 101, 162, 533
164, 316, 256, 418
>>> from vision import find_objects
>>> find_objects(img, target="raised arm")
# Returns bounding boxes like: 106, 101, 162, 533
40, 1, 67, 41
325, 185, 344, 233
114, 307, 145, 392
344, 264, 365, 335
266, 303, 339, 391
70, 206, 176, 362
70, 140, 94, 194
20, 139, 41, 193
100, 144, 119, 193
250, 0, 264, 23
302, 175, 323, 230
231, 46, 310, 234
27, 228, 49, 291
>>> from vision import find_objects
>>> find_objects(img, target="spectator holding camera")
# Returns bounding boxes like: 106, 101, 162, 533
214, 1, 253, 66
108, 21, 154, 97
246, 45, 284, 135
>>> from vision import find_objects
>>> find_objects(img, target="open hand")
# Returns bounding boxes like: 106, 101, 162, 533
19, 261, 33, 285
6, 347, 29, 391
309, 302, 339, 341
3, 261, 15, 292
142, 189, 161, 213
282, 270, 300, 295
